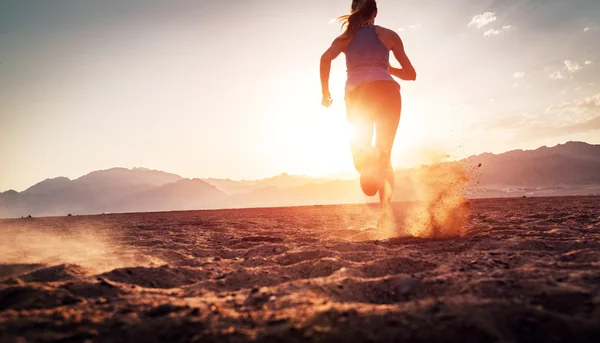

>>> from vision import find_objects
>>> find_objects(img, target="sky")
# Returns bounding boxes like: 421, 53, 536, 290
1, 0, 600, 192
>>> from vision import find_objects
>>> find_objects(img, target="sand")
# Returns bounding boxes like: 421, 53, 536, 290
0, 196, 599, 342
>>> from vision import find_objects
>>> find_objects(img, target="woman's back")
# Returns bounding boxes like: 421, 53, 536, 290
344, 26, 395, 94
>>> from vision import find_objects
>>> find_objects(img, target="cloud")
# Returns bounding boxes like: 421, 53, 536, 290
484, 29, 501, 37
513, 72, 525, 78
483, 25, 513, 37
564, 60, 582, 73
549, 60, 589, 80
397, 24, 420, 32
546, 93, 600, 125
469, 93, 600, 142
468, 12, 497, 29
526, 115, 600, 141
549, 71, 564, 80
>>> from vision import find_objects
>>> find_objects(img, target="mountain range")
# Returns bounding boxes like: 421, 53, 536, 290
1, 141, 599, 218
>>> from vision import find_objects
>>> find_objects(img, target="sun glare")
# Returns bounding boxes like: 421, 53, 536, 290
263, 78, 356, 177
261, 69, 436, 178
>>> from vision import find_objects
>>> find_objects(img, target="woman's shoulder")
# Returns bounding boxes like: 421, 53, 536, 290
375, 26, 401, 48
375, 25, 398, 36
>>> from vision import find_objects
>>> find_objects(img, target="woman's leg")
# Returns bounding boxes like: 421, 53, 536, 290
372, 82, 402, 199
345, 81, 401, 197
345, 87, 375, 175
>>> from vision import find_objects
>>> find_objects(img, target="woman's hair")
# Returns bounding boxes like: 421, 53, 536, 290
337, 0, 378, 37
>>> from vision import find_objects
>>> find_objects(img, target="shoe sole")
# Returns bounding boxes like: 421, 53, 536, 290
360, 173, 381, 196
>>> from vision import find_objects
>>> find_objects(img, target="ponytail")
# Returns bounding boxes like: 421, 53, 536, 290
337, 0, 378, 38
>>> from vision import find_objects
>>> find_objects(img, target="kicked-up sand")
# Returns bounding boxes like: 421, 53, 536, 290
0, 196, 599, 342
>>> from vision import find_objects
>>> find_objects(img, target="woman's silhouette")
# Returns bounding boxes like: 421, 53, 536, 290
320, 0, 416, 205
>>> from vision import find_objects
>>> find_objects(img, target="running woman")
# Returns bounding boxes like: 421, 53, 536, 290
320, 0, 416, 204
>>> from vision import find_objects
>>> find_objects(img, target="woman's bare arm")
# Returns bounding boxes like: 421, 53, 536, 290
378, 27, 416, 81
388, 66, 414, 80
320, 36, 348, 107
390, 33, 416, 81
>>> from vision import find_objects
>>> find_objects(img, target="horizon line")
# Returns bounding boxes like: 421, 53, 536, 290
2, 140, 596, 193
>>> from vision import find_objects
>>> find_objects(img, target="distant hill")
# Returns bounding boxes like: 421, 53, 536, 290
76, 167, 181, 186
106, 178, 226, 213
465, 141, 600, 187
23, 177, 72, 195
228, 179, 367, 208
202, 173, 330, 195
1, 141, 599, 218
0, 168, 185, 218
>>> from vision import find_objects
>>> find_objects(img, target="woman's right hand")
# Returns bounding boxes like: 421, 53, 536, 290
321, 94, 333, 108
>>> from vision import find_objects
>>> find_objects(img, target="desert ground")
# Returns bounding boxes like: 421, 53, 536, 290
1, 196, 599, 342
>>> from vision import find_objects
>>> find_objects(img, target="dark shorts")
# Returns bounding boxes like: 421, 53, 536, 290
344, 80, 402, 157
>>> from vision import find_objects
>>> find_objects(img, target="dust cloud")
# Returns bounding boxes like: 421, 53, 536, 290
401, 148, 471, 238
0, 225, 159, 274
